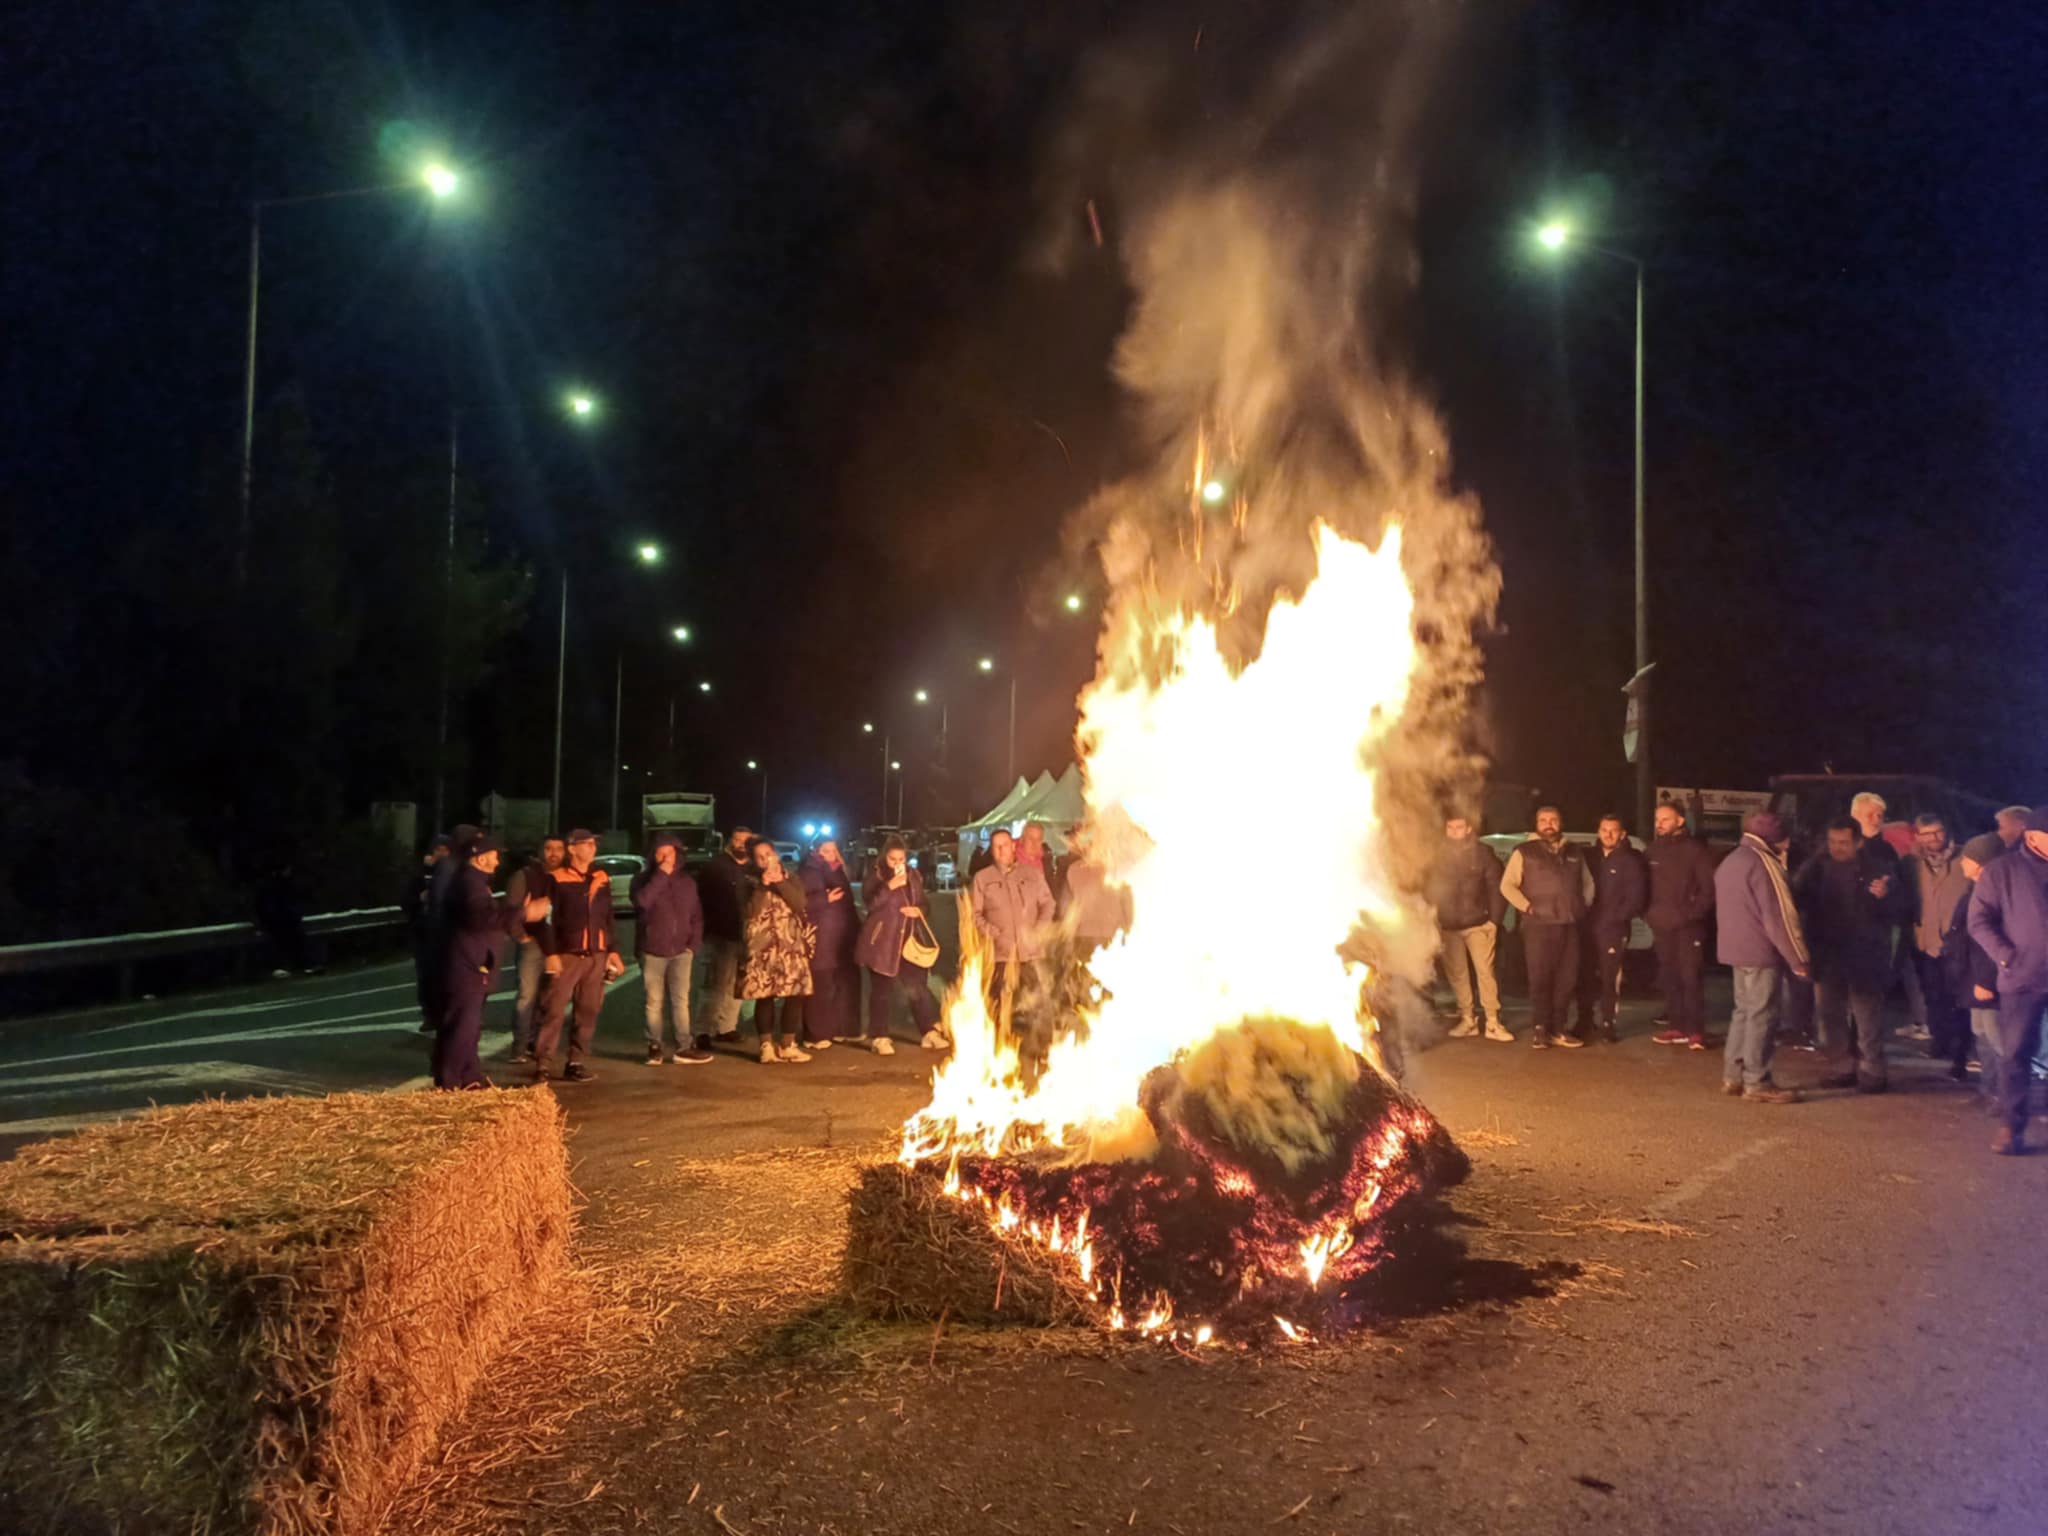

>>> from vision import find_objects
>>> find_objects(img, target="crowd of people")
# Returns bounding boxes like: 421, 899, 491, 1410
401, 818, 1124, 1093
1430, 796, 2048, 1153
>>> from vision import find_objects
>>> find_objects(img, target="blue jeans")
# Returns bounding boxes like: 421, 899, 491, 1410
643, 951, 695, 1051
510, 941, 545, 1054
1724, 965, 1782, 1091
1971, 1006, 2001, 1105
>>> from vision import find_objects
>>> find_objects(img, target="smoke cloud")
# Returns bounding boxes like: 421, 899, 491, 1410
1049, 3, 1502, 998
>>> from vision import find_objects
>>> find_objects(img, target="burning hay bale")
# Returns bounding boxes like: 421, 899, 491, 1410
852, 1019, 1468, 1344
0, 1090, 571, 1536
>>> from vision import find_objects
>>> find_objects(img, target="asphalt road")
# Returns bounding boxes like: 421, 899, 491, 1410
9, 933, 2045, 1534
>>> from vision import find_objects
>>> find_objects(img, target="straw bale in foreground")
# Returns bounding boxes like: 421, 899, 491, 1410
843, 1161, 1096, 1327
0, 1088, 570, 1536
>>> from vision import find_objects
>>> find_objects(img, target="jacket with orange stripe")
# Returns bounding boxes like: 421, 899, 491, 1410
536, 862, 617, 957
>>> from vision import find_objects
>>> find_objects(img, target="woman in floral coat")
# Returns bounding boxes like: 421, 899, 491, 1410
739, 838, 815, 1063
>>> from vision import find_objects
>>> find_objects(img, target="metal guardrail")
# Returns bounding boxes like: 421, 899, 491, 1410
0, 907, 408, 996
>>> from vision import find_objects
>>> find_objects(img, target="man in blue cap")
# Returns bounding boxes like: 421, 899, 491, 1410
435, 833, 551, 1089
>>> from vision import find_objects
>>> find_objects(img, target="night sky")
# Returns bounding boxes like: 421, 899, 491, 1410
6, 0, 2044, 848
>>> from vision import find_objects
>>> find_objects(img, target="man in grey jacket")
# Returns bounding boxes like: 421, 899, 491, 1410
1713, 813, 1809, 1104
1966, 803, 2048, 1155
972, 829, 1058, 1070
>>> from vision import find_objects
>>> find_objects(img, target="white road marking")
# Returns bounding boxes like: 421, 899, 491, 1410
1647, 1134, 1787, 1216
85, 979, 422, 1035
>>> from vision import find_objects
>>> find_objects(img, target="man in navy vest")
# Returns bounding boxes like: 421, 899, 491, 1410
1501, 806, 1595, 1050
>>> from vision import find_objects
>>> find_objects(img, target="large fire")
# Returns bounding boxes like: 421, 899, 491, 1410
897, 518, 1468, 1343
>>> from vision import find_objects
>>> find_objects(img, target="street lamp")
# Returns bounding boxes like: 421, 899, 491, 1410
671, 624, 692, 643
745, 759, 768, 830
567, 392, 596, 418
1533, 211, 1651, 833
636, 542, 662, 565
238, 161, 462, 588
1201, 478, 1226, 504
698, 680, 712, 694
913, 687, 949, 769
1063, 592, 1084, 613
977, 656, 1018, 785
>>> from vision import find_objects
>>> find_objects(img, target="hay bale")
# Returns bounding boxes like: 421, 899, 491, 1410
843, 1162, 1096, 1327
0, 1089, 570, 1536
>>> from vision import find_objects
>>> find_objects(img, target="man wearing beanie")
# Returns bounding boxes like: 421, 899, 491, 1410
1713, 812, 1809, 1103
1966, 804, 2048, 1154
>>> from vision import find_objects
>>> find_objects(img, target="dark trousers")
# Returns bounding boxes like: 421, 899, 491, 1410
802, 966, 858, 1042
868, 963, 939, 1036
433, 965, 491, 1089
412, 939, 444, 1028
535, 953, 606, 1065
1652, 923, 1708, 1037
1912, 950, 1969, 1068
1587, 928, 1629, 1029
1815, 969, 1887, 1086
1993, 987, 2047, 1136
1522, 922, 1578, 1036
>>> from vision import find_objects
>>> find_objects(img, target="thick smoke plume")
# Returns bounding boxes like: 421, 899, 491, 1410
1048, 4, 1502, 1001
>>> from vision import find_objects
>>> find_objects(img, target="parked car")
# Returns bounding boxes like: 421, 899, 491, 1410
773, 840, 802, 869
593, 853, 645, 890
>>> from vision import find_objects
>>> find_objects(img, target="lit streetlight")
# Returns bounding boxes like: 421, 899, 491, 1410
744, 759, 768, 830
239, 160, 462, 587
1201, 478, 1226, 504
1532, 208, 1651, 832
977, 656, 1018, 784
671, 624, 692, 644
1063, 592, 1084, 612
698, 680, 712, 694
636, 542, 662, 565
567, 392, 597, 418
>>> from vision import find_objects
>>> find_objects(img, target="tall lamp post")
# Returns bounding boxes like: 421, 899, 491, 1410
745, 759, 769, 832
239, 162, 461, 588
862, 721, 892, 824
977, 656, 1018, 786
1535, 217, 1652, 834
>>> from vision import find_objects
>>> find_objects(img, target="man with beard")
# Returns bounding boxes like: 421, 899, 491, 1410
1905, 813, 1973, 1079
1647, 801, 1718, 1050
1796, 818, 1909, 1093
504, 835, 564, 1064
692, 824, 753, 1052
1429, 814, 1509, 1041
1967, 803, 2048, 1155
1500, 806, 1595, 1050
531, 829, 623, 1083
1579, 814, 1648, 1044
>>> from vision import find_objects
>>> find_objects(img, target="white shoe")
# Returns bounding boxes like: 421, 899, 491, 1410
870, 1036, 896, 1056
777, 1043, 812, 1063
758, 1041, 780, 1065
920, 1028, 949, 1051
810, 1038, 833, 1050
1484, 1020, 1514, 1043
1447, 1018, 1480, 1039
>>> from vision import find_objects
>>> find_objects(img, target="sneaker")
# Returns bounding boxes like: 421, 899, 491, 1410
1742, 1082, 1802, 1105
1720, 1080, 1745, 1097
693, 1034, 713, 1053
1898, 1023, 1931, 1042
510, 1048, 536, 1065
714, 1030, 743, 1044
1652, 1028, 1690, 1046
1553, 1032, 1586, 1050
758, 1040, 780, 1064
871, 1036, 896, 1056
646, 1045, 665, 1067
1447, 1018, 1480, 1039
1992, 1126, 2026, 1156
1484, 1021, 1514, 1043
1596, 1025, 1619, 1045
1687, 1035, 1715, 1051
777, 1043, 813, 1064
1815, 1072, 1857, 1090
562, 1062, 596, 1083
531, 1064, 551, 1084
1531, 1031, 1551, 1051
674, 1047, 713, 1065
810, 1039, 834, 1051
920, 1028, 949, 1051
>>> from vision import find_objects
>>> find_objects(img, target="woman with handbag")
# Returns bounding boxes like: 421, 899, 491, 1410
857, 834, 944, 1051
738, 838, 816, 1064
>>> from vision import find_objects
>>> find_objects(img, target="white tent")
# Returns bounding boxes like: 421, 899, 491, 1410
956, 765, 1088, 860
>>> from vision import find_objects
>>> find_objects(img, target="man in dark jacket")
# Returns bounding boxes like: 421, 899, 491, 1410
1714, 813, 1808, 1103
1429, 814, 1509, 1041
691, 824, 753, 1051
1945, 833, 2007, 1109
1646, 802, 1717, 1049
435, 835, 550, 1090
632, 833, 708, 1066
403, 833, 455, 1031
1966, 803, 2048, 1154
532, 829, 622, 1083
1577, 815, 1648, 1044
1794, 818, 1908, 1092
1500, 806, 1596, 1050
